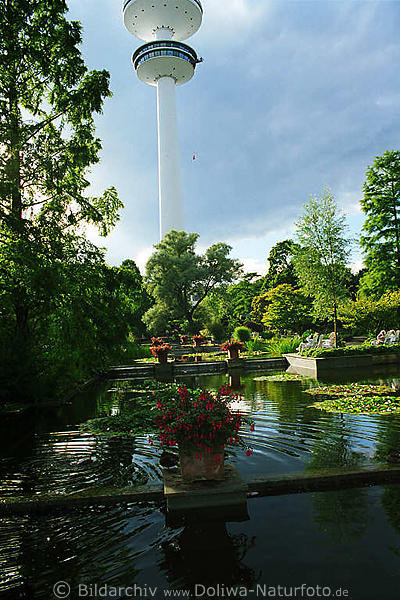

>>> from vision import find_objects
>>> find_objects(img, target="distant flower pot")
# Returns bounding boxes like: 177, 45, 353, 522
221, 340, 245, 360
192, 334, 206, 348
179, 447, 225, 481
151, 343, 172, 364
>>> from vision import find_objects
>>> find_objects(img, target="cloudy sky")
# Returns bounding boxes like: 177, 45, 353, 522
67, 0, 400, 274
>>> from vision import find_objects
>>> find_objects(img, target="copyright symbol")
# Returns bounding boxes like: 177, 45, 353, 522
53, 581, 71, 598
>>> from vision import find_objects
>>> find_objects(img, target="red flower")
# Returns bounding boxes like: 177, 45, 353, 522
246, 449, 253, 456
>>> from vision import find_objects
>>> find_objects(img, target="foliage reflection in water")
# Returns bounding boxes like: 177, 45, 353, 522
2, 370, 400, 597
1, 487, 400, 598
2, 370, 400, 498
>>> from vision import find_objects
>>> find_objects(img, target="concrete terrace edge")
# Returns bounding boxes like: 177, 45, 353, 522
284, 352, 400, 377
107, 357, 288, 379
2, 465, 400, 515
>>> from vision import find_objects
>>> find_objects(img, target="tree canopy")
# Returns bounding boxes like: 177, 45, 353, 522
144, 230, 242, 334
360, 150, 400, 297
0, 0, 142, 400
293, 188, 351, 340
263, 240, 300, 291
257, 284, 313, 334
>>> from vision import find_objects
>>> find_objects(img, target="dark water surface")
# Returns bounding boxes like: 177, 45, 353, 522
1, 368, 400, 598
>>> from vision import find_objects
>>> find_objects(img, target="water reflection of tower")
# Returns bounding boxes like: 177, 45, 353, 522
123, 0, 203, 239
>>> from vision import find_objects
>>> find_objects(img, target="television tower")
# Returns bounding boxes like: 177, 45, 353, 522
123, 0, 203, 239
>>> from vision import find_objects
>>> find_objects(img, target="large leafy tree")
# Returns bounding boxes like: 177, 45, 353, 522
339, 290, 400, 336
260, 284, 313, 334
202, 274, 263, 341
0, 0, 122, 338
251, 284, 313, 333
226, 273, 263, 326
0, 0, 124, 397
293, 188, 351, 341
115, 260, 152, 336
262, 240, 300, 291
144, 230, 242, 334
360, 150, 400, 297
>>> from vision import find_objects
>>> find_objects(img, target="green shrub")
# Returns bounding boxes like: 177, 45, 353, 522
305, 343, 400, 358
233, 326, 252, 342
122, 341, 152, 359
205, 320, 230, 343
246, 336, 267, 353
265, 336, 302, 357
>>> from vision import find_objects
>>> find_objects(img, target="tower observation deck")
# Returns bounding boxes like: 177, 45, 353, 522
123, 0, 203, 239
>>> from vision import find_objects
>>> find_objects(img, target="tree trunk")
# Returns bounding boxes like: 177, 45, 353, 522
333, 302, 338, 347
8, 86, 28, 339
392, 181, 400, 286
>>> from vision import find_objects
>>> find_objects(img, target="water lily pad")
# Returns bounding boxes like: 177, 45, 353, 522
254, 373, 307, 382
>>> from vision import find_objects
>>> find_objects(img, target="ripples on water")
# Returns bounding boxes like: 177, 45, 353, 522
2, 371, 400, 498
0, 432, 162, 499
2, 488, 400, 599
2, 370, 400, 597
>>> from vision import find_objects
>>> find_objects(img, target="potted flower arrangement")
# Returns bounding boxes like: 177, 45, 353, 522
192, 334, 206, 348
151, 337, 171, 364
221, 339, 246, 360
154, 384, 254, 481
180, 335, 189, 345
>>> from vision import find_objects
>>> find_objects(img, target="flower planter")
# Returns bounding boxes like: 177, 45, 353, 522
155, 385, 254, 481
154, 362, 174, 377
179, 449, 225, 481
228, 348, 239, 360
227, 357, 244, 369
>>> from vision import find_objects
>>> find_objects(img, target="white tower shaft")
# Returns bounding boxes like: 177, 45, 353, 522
157, 75, 184, 238
123, 0, 203, 239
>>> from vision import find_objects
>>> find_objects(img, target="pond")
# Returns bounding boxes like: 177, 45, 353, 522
1, 368, 400, 598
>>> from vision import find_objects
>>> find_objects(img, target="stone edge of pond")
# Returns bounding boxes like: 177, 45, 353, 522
2, 466, 400, 515
106, 357, 288, 379
284, 352, 400, 378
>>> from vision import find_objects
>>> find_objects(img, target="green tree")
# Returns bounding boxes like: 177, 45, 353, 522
0, 0, 121, 335
258, 284, 313, 334
339, 289, 400, 336
263, 240, 300, 290
294, 188, 351, 342
360, 150, 400, 297
227, 273, 263, 326
144, 231, 242, 334
0, 0, 123, 397
115, 260, 152, 337
338, 297, 382, 336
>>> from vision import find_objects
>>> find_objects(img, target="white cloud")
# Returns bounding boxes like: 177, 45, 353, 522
134, 246, 154, 274
239, 257, 268, 277
201, 0, 271, 41
376, 93, 400, 109
351, 259, 364, 274
337, 190, 362, 216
